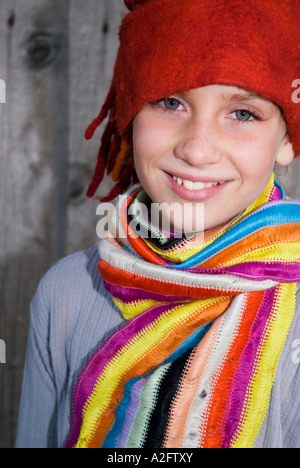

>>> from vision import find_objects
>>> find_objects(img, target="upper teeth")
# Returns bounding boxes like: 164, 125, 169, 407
172, 176, 225, 190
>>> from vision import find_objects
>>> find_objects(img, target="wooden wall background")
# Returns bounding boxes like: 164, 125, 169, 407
0, 0, 127, 448
0, 0, 299, 448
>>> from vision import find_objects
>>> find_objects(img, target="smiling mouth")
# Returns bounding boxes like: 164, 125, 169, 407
171, 175, 227, 191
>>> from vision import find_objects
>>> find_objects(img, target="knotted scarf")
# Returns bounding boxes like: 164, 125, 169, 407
65, 174, 300, 448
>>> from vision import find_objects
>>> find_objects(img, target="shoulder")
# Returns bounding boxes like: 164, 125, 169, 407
34, 245, 101, 305
283, 282, 300, 361
32, 244, 115, 321
30, 246, 99, 333
30, 245, 124, 369
279, 282, 300, 447
20, 246, 125, 448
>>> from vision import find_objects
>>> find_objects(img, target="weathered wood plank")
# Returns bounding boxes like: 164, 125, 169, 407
66, 0, 127, 254
275, 158, 300, 199
0, 0, 127, 448
0, 0, 70, 448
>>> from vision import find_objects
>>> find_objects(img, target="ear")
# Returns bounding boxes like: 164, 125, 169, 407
275, 134, 295, 166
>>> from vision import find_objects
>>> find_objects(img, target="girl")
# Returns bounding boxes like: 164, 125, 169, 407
16, 0, 300, 448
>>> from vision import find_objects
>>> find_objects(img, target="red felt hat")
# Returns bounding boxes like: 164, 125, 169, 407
86, 0, 300, 201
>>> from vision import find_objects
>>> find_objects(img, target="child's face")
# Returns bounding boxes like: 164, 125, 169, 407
132, 84, 292, 233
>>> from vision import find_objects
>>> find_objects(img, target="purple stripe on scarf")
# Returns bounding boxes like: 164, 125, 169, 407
185, 261, 300, 282
221, 286, 278, 447
270, 183, 282, 201
115, 377, 146, 448
64, 301, 182, 448
220, 261, 300, 282
103, 279, 199, 302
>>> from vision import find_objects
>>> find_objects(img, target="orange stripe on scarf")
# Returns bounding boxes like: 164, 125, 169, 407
200, 289, 266, 448
100, 260, 239, 299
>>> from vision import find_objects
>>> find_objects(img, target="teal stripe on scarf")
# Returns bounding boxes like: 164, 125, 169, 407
170, 202, 300, 270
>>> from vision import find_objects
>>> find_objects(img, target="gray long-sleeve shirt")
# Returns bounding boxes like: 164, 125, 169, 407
15, 245, 300, 448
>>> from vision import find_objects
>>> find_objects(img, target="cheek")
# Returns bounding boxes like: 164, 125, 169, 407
132, 113, 172, 169
132, 115, 156, 167
232, 133, 279, 179
132, 114, 160, 189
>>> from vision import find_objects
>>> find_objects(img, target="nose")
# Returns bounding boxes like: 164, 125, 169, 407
174, 123, 222, 167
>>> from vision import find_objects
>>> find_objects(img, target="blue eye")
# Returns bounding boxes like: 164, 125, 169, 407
235, 110, 253, 121
164, 98, 181, 110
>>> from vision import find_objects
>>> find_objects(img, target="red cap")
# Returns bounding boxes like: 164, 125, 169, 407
86, 0, 300, 200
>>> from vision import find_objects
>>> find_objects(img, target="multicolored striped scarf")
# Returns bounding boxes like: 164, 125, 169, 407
65, 174, 300, 448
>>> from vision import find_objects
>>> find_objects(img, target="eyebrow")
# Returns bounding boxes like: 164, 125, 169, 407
181, 88, 272, 105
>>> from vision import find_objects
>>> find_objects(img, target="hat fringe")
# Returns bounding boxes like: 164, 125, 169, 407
97, 164, 134, 203
86, 85, 136, 200
85, 85, 115, 141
